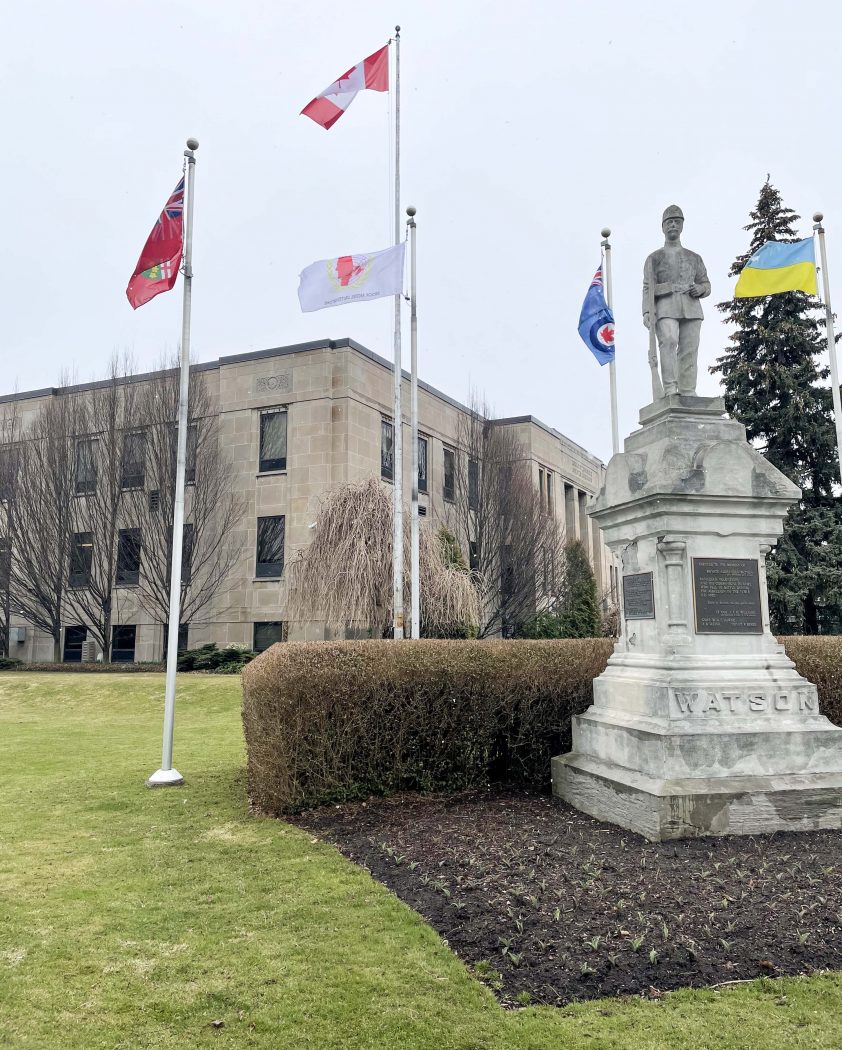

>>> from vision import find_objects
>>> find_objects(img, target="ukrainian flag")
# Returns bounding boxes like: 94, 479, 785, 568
735, 238, 817, 298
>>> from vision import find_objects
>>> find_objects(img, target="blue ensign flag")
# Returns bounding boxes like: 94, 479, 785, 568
578, 266, 615, 366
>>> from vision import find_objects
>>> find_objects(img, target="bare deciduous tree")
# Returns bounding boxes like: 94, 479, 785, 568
448, 396, 566, 637
5, 390, 81, 661
288, 477, 481, 637
123, 361, 244, 630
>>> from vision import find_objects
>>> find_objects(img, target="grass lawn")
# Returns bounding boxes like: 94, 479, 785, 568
1, 673, 840, 1049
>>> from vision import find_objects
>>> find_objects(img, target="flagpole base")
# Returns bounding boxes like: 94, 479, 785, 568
146, 768, 185, 788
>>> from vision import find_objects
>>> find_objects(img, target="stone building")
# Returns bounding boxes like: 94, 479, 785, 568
0, 337, 611, 663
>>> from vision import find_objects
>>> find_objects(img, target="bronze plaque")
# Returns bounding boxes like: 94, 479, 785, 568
692, 558, 762, 634
623, 572, 655, 619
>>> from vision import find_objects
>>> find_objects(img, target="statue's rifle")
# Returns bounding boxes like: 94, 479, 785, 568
646, 255, 665, 400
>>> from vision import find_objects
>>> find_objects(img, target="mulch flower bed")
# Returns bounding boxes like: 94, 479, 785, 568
294, 787, 842, 1006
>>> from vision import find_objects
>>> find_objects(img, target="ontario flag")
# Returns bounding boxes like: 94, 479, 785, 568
126, 177, 184, 310
577, 265, 615, 366
301, 44, 389, 130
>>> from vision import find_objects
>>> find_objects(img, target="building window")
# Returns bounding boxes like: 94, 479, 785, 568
469, 540, 479, 571
163, 622, 189, 660
170, 423, 198, 485
112, 625, 137, 663
259, 409, 287, 473
253, 621, 284, 653
116, 528, 141, 586
69, 532, 93, 588
181, 523, 194, 584
381, 418, 394, 481
443, 447, 456, 502
468, 458, 479, 511
75, 438, 98, 496
418, 435, 428, 493
0, 448, 13, 502
63, 625, 87, 663
256, 515, 285, 578
546, 469, 553, 515
0, 537, 9, 590
121, 430, 146, 490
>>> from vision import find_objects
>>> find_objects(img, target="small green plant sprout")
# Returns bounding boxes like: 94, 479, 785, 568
515, 918, 524, 934
661, 922, 669, 941
515, 991, 532, 1007
553, 907, 561, 922
507, 952, 523, 968
719, 938, 733, 953
584, 935, 602, 950
797, 930, 811, 945
472, 961, 502, 991
614, 899, 627, 913
648, 948, 659, 964
630, 935, 645, 953
579, 962, 594, 976
498, 936, 512, 953
606, 952, 621, 967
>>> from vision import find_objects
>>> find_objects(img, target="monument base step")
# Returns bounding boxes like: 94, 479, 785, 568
552, 752, 842, 841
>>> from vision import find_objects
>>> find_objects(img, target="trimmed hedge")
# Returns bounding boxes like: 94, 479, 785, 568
781, 636, 842, 727
243, 636, 842, 816
242, 639, 614, 815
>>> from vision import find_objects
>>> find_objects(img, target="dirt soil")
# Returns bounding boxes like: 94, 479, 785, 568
294, 788, 842, 1006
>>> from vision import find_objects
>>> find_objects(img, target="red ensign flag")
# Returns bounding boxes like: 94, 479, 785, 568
126, 177, 184, 310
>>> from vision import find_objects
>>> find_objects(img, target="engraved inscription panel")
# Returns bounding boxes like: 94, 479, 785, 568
623, 572, 655, 620
692, 557, 762, 634
670, 687, 819, 718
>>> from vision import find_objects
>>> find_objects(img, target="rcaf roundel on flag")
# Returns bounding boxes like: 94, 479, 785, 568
298, 242, 405, 312
301, 44, 389, 130
577, 265, 615, 365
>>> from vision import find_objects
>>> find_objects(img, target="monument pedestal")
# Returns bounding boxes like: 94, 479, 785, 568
552, 395, 842, 840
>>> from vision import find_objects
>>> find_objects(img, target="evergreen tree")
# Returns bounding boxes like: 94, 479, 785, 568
712, 178, 842, 633
560, 540, 601, 638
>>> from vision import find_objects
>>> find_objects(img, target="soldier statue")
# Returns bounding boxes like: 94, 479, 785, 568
642, 205, 710, 397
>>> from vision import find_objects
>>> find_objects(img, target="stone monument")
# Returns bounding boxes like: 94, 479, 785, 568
552, 207, 842, 840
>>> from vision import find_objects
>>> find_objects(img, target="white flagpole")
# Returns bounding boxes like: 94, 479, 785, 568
147, 136, 198, 788
407, 206, 420, 638
813, 213, 842, 488
391, 26, 404, 640
601, 227, 620, 457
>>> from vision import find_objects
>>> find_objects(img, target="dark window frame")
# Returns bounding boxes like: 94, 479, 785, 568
443, 447, 456, 503
255, 515, 285, 579
75, 437, 98, 496
111, 624, 137, 663
181, 523, 194, 584
380, 418, 394, 482
69, 531, 93, 588
258, 408, 288, 473
418, 435, 428, 493
116, 527, 141, 586
468, 458, 479, 511
121, 430, 146, 490
253, 621, 285, 653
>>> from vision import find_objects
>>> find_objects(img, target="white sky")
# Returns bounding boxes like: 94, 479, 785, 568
2, 0, 840, 463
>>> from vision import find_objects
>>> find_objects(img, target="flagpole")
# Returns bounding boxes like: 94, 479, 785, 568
601, 227, 620, 457
813, 213, 842, 488
391, 25, 404, 640
147, 136, 198, 788
407, 206, 420, 638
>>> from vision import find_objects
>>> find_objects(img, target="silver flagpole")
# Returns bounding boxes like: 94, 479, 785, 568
601, 227, 620, 456
147, 136, 198, 788
391, 26, 404, 639
813, 213, 842, 488
407, 206, 419, 638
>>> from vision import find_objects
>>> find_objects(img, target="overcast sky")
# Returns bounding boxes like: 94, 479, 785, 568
3, 1, 840, 463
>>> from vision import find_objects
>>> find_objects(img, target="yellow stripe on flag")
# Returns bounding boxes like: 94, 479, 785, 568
735, 261, 817, 298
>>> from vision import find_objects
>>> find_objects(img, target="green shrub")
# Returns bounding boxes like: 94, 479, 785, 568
242, 639, 614, 814
177, 643, 257, 674
0, 657, 23, 670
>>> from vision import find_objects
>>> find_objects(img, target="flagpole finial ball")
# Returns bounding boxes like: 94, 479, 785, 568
601, 227, 611, 239
813, 212, 823, 223
406, 206, 416, 217
186, 137, 199, 151
395, 24, 400, 32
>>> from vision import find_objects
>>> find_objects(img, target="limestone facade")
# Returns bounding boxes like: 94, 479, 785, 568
1, 338, 610, 663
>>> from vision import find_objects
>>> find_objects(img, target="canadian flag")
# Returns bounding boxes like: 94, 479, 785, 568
301, 45, 389, 130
